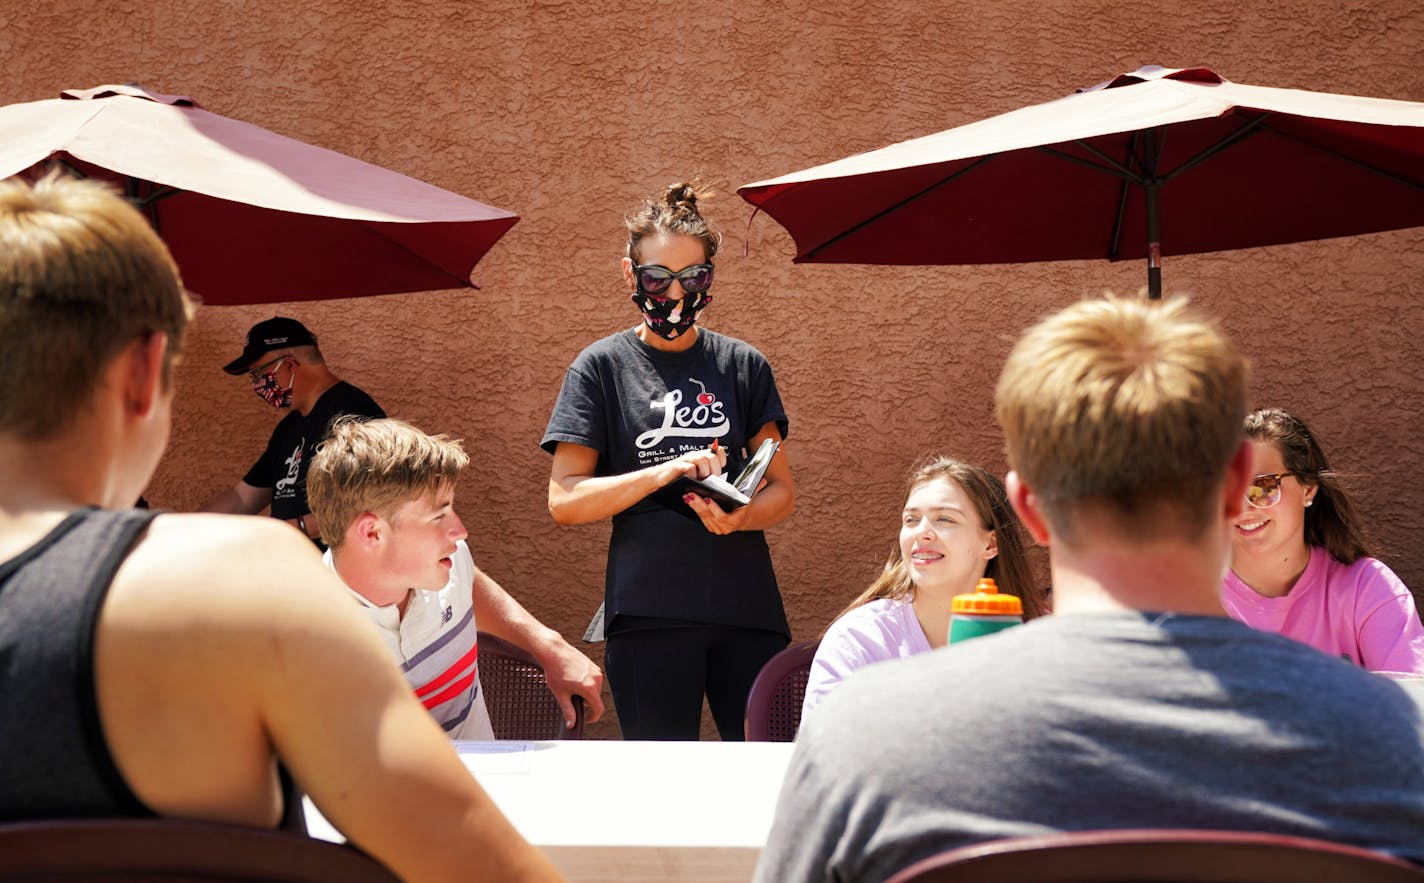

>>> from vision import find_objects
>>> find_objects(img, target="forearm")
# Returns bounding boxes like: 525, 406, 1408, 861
548, 460, 681, 525
470, 568, 559, 651
729, 479, 795, 532
470, 565, 604, 723
201, 485, 266, 515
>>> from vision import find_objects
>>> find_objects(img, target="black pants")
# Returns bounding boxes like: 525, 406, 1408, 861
604, 621, 788, 741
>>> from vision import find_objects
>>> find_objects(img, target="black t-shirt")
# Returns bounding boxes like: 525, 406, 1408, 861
542, 329, 790, 635
243, 381, 385, 520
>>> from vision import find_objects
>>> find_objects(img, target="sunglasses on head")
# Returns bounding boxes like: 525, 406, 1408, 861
1245, 472, 1299, 509
633, 262, 714, 297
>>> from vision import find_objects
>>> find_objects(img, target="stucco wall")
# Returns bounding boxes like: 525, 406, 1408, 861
7, 0, 1422, 741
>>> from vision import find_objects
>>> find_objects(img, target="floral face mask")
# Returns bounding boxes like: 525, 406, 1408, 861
250, 357, 294, 409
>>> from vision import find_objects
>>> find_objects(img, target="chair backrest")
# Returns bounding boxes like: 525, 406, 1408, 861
0, 818, 400, 882
744, 639, 819, 742
477, 630, 584, 740
884, 828, 1424, 883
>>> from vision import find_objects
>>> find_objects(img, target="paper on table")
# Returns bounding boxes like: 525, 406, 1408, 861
454, 740, 533, 774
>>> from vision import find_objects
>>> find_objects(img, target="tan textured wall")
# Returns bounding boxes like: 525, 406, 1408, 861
7, 1, 1423, 741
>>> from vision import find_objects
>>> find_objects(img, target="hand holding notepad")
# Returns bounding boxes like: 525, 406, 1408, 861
677, 438, 781, 510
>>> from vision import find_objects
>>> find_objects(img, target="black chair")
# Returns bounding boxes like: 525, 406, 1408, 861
477, 630, 585, 739
884, 828, 1424, 883
0, 817, 400, 882
744, 639, 819, 741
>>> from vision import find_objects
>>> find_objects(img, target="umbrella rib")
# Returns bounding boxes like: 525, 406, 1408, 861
1159, 112, 1271, 182
1037, 144, 1146, 184
1108, 131, 1146, 260
123, 178, 172, 233
1109, 175, 1133, 260
804, 154, 997, 259
1264, 126, 1424, 191
56, 158, 89, 179
133, 185, 182, 208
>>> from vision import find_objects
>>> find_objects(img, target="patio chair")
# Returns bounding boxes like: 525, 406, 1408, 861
883, 828, 1424, 883
477, 630, 585, 739
0, 817, 399, 882
744, 639, 819, 741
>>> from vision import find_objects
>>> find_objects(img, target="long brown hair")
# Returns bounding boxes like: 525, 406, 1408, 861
1244, 408, 1374, 564
826, 456, 1045, 632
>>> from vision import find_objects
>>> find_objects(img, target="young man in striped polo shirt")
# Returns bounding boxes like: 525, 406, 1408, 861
308, 417, 603, 738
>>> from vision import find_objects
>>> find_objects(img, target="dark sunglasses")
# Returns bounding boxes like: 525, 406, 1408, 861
633, 262, 714, 297
1245, 472, 1299, 509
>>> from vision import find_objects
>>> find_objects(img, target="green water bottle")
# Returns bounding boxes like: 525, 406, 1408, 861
948, 577, 1023, 643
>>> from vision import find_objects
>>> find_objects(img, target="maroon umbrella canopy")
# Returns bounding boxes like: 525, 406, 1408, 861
0, 84, 519, 305
739, 66, 1424, 297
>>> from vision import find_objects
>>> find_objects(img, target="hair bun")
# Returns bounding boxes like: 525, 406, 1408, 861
626, 179, 720, 262
664, 182, 699, 212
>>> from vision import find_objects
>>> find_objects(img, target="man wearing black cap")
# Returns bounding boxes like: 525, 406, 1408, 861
203, 316, 384, 544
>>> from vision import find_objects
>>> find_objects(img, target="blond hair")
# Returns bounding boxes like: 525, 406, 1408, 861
995, 295, 1248, 544
307, 417, 470, 549
0, 172, 193, 439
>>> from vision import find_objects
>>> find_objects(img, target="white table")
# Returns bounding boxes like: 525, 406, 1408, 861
306, 740, 796, 883
1373, 671, 1424, 702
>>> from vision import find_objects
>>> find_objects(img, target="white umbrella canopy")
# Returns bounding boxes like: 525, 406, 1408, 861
0, 84, 519, 304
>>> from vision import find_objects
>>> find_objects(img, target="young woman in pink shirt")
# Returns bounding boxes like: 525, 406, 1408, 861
1225, 408, 1424, 672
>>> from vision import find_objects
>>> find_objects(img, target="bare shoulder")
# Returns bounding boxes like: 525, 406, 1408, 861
98, 511, 399, 734
107, 513, 358, 634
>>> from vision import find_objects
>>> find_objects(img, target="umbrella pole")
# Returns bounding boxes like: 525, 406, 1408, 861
1144, 131, 1162, 300
1146, 187, 1161, 299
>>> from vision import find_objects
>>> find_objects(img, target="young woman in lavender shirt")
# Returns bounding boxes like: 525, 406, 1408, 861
802, 457, 1045, 718
1224, 408, 1424, 672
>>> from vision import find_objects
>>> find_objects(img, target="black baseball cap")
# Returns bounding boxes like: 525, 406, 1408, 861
222, 317, 318, 375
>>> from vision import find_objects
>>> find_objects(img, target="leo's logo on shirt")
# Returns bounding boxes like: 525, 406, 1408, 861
636, 380, 730, 448
275, 443, 302, 494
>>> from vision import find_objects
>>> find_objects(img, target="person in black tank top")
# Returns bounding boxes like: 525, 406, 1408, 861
0, 509, 307, 827
0, 174, 562, 882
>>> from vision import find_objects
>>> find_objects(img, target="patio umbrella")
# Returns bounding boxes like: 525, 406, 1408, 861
0, 84, 519, 305
738, 66, 1424, 298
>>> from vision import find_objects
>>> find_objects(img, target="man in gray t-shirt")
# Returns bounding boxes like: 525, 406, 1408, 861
755, 297, 1424, 882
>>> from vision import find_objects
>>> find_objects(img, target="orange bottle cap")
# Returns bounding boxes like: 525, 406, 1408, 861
951, 577, 1023, 616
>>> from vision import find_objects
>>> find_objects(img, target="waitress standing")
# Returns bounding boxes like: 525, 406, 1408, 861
543, 181, 794, 740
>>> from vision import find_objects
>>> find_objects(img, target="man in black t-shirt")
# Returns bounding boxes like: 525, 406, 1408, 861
202, 317, 384, 544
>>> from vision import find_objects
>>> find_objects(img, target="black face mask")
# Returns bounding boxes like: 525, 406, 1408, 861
630, 289, 713, 340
